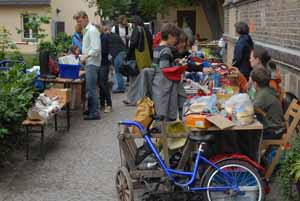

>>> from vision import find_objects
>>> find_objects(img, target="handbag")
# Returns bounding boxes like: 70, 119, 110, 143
119, 60, 139, 77
135, 28, 152, 71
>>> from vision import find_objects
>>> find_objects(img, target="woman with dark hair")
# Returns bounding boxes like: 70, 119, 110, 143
232, 21, 254, 79
232, 45, 283, 101
249, 46, 282, 100
127, 16, 153, 73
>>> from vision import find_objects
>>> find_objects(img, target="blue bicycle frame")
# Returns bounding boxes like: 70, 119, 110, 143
119, 120, 240, 192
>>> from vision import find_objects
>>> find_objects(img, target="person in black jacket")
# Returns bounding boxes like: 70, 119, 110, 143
127, 16, 153, 73
232, 22, 254, 80
97, 24, 112, 113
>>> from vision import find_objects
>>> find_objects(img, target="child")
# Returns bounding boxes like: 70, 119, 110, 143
151, 23, 182, 121
251, 68, 285, 139
232, 46, 282, 101
69, 45, 81, 64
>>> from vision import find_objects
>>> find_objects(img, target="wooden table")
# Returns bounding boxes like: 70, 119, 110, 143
39, 70, 86, 111
186, 121, 263, 166
190, 121, 263, 132
130, 121, 263, 168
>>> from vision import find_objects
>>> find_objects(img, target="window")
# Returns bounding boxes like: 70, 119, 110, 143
55, 21, 65, 37
22, 14, 38, 41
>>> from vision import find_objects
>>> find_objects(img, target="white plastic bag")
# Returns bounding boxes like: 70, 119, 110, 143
182, 95, 218, 121
225, 93, 254, 125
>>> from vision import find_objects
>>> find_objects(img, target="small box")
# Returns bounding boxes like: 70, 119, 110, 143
185, 114, 211, 128
59, 64, 80, 79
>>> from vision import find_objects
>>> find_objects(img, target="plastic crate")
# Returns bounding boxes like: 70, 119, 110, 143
59, 64, 80, 79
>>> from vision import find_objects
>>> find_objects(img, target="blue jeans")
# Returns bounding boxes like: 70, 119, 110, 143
113, 51, 127, 91
85, 64, 100, 116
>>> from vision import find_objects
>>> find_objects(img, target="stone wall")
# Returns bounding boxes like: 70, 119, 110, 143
223, 0, 300, 98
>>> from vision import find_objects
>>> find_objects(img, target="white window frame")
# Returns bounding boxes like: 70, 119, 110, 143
21, 14, 37, 42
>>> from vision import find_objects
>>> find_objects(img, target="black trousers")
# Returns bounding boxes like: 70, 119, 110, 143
99, 65, 112, 107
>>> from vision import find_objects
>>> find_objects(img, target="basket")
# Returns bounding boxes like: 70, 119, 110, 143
59, 64, 80, 79
161, 65, 187, 81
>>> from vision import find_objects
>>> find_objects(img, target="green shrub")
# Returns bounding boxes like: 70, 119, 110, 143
0, 26, 17, 60
54, 32, 72, 55
0, 64, 38, 160
278, 135, 300, 201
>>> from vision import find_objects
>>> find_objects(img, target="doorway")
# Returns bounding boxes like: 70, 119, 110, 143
177, 10, 196, 34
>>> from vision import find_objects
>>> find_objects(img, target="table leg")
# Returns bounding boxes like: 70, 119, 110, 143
54, 114, 58, 131
177, 140, 194, 170
257, 129, 263, 163
82, 82, 86, 113
41, 126, 45, 160
66, 103, 70, 130
161, 121, 170, 167
26, 126, 29, 160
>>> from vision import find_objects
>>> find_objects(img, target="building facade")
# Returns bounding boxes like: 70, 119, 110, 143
0, 0, 99, 54
156, 0, 225, 41
224, 0, 300, 98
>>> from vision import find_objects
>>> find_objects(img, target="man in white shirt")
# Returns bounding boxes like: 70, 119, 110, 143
111, 15, 131, 48
74, 11, 101, 120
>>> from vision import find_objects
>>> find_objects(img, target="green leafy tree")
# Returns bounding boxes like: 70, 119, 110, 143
0, 26, 17, 60
17, 13, 51, 42
94, 0, 193, 20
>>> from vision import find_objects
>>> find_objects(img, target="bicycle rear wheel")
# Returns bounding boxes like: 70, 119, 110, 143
203, 159, 264, 201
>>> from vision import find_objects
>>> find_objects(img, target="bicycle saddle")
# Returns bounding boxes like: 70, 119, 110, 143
188, 133, 215, 143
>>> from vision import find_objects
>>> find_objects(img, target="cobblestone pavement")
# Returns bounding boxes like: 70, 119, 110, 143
0, 93, 283, 201
0, 94, 133, 201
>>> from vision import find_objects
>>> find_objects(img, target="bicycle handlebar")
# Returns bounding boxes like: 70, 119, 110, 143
118, 120, 146, 133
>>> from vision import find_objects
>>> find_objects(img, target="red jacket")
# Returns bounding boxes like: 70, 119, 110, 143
153, 32, 161, 49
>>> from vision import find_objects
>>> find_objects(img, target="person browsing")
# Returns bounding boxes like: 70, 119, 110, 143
74, 11, 101, 120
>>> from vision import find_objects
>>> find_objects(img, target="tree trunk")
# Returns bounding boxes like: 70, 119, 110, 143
200, 0, 223, 40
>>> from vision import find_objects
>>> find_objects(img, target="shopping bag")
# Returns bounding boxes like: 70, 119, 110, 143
132, 97, 155, 135
135, 29, 152, 71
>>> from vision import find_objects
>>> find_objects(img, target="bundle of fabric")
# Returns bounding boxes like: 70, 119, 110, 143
28, 94, 61, 121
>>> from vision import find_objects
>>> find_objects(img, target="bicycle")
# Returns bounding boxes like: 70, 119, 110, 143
117, 120, 266, 201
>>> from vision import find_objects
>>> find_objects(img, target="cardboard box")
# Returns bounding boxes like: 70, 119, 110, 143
44, 88, 71, 105
185, 114, 211, 128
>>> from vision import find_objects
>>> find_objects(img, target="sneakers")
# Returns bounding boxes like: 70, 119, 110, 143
104, 106, 112, 113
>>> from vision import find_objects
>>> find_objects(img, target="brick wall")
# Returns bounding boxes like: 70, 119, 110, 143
238, 0, 300, 50
224, 0, 300, 98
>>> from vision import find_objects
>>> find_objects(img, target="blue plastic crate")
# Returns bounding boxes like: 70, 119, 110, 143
59, 64, 80, 79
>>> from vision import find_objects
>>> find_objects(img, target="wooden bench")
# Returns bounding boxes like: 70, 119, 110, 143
22, 88, 71, 159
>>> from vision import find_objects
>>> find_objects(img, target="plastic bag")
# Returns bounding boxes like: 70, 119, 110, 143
224, 93, 254, 125
182, 95, 218, 120
132, 97, 155, 135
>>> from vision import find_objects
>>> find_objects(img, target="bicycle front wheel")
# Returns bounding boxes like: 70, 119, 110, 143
203, 159, 264, 201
